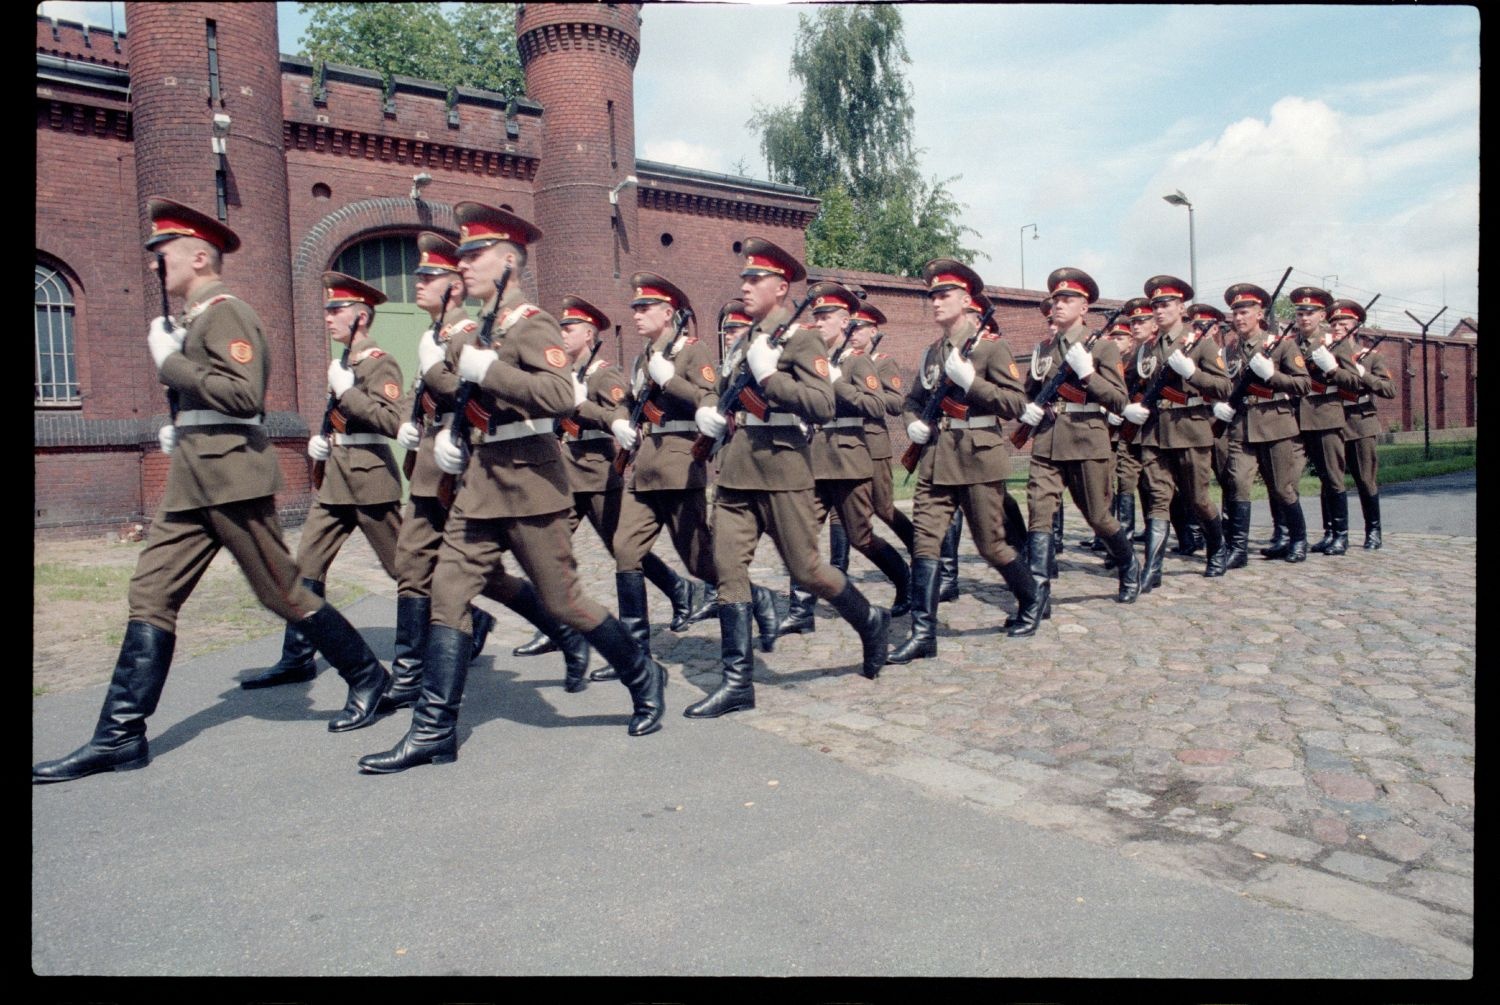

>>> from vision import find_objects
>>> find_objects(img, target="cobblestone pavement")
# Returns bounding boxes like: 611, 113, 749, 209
319, 498, 1475, 967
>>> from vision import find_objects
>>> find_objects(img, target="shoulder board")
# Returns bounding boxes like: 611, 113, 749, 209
502, 303, 541, 328
980, 330, 1001, 341
354, 347, 387, 362
585, 359, 610, 378
684, 336, 699, 345
874, 352, 890, 360
447, 318, 479, 335
183, 293, 239, 324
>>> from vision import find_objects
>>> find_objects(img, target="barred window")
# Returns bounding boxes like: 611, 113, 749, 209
35, 264, 79, 405
333, 235, 421, 305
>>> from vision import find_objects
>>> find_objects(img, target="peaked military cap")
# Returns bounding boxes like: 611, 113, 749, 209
922, 258, 984, 297
1047, 267, 1100, 304
415, 232, 461, 275
807, 281, 861, 315
1328, 299, 1366, 326
145, 197, 241, 254
1145, 275, 1193, 303
629, 272, 691, 313
559, 295, 610, 330
739, 237, 807, 283
454, 201, 543, 255
1289, 286, 1333, 312
1224, 283, 1272, 310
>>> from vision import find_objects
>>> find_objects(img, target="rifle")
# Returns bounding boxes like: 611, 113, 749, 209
558, 334, 606, 439
1118, 316, 1225, 444
1308, 293, 1380, 396
312, 312, 361, 491
613, 306, 693, 474
154, 255, 180, 421
899, 301, 998, 475
690, 291, 817, 462
1010, 307, 1122, 448
436, 263, 510, 508
401, 280, 460, 480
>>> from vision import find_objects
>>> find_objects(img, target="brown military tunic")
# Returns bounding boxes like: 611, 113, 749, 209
1111, 352, 1148, 502
1133, 321, 1232, 521
560, 357, 630, 551
394, 305, 477, 596
712, 306, 843, 604
901, 318, 1028, 563
1221, 328, 1311, 507
806, 345, 888, 555
1343, 344, 1396, 499
297, 337, 404, 582
129, 280, 320, 629
1297, 323, 1363, 495
1023, 320, 1129, 532
613, 329, 718, 580
865, 350, 916, 551
430, 285, 608, 632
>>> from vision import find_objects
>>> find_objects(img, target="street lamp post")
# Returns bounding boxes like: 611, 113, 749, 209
1162, 190, 1196, 295
1019, 223, 1038, 289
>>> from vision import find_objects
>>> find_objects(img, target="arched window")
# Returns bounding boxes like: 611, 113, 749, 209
333, 235, 422, 305
35, 264, 78, 405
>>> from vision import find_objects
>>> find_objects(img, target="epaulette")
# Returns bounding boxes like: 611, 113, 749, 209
441, 318, 478, 341
183, 293, 239, 325
980, 330, 1001, 341
874, 351, 891, 360
585, 358, 610, 378
354, 346, 387, 363
502, 303, 541, 329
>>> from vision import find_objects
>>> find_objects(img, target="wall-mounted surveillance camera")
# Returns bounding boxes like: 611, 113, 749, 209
410, 171, 433, 201
211, 112, 231, 155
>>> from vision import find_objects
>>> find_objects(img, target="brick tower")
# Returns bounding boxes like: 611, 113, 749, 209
124, 3, 297, 414
517, 3, 642, 320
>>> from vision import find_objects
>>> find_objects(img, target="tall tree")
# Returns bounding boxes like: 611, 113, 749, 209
296, 2, 524, 97
750, 4, 977, 276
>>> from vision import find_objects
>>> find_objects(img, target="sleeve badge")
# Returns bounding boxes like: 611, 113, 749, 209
228, 339, 253, 364
610, 385, 626, 402
891, 375, 903, 389
383, 382, 400, 400
1008, 361, 1021, 380
544, 346, 567, 368
813, 357, 829, 378
865, 373, 880, 390
701, 365, 717, 383
1293, 354, 1305, 369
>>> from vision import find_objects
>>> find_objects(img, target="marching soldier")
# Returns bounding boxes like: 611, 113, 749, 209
1121, 276, 1233, 586
776, 282, 911, 636
889, 259, 1037, 664
1015, 268, 1139, 605
507, 295, 700, 687
35, 199, 391, 783
686, 237, 890, 716
1290, 287, 1363, 556
1101, 307, 1143, 567
1331, 299, 1396, 549
1210, 282, 1312, 562
851, 300, 918, 606
358, 203, 664, 773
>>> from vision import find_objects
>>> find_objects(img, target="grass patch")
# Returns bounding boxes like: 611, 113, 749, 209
34, 564, 134, 602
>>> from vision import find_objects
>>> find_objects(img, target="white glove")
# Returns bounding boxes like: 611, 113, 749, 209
695, 405, 727, 438
1019, 402, 1044, 426
147, 317, 182, 368
1107, 411, 1124, 427
647, 353, 676, 387
1249, 353, 1274, 380
1123, 402, 1150, 425
1309, 345, 1337, 373
827, 363, 843, 384
158, 424, 177, 455
572, 375, 588, 406
458, 345, 499, 383
906, 419, 932, 445
610, 418, 638, 452
150, 315, 186, 347
397, 421, 422, 450
1212, 402, 1236, 424
1355, 362, 1367, 378
417, 329, 445, 375
433, 427, 466, 474
327, 359, 354, 398
306, 434, 331, 461
1064, 342, 1095, 380
943, 349, 976, 391
1167, 348, 1196, 378
747, 335, 781, 382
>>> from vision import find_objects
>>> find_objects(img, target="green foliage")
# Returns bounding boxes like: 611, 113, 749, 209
296, 2, 523, 96
750, 4, 977, 276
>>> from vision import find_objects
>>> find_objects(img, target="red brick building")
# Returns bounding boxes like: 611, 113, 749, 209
34, 4, 1476, 534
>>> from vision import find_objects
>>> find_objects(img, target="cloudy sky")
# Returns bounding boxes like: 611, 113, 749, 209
44, 2, 1478, 331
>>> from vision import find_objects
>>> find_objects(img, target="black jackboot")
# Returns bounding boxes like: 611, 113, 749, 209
826, 580, 890, 679
1007, 532, 1051, 636
1325, 492, 1350, 556
592, 572, 653, 686
241, 578, 324, 688
469, 605, 495, 659
1260, 495, 1289, 558
358, 625, 469, 774
1284, 498, 1309, 563
1140, 518, 1170, 593
1049, 510, 1063, 577
586, 615, 666, 736
1170, 496, 1200, 555
751, 583, 779, 653
938, 510, 963, 602
1362, 493, 1383, 550
643, 553, 694, 632
888, 557, 940, 664
1103, 527, 1140, 603
1103, 493, 1124, 571
33, 620, 175, 783
776, 580, 818, 636
378, 595, 430, 713
1224, 501, 1252, 570
503, 580, 591, 691
296, 603, 391, 733
512, 630, 558, 657
830, 519, 851, 576
870, 539, 911, 620
684, 603, 756, 718
1002, 493, 1030, 567
1310, 487, 1336, 553
682, 581, 720, 626
1201, 514, 1228, 578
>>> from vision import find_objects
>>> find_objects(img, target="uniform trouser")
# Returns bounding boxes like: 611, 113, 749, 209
869, 456, 916, 551
294, 499, 401, 583
1114, 440, 1145, 502
1218, 430, 1259, 505
613, 486, 717, 583
1140, 444, 1219, 522
713, 487, 844, 604
1302, 427, 1347, 494
1212, 433, 1232, 497
128, 496, 323, 632
1027, 453, 1121, 537
394, 494, 449, 597
1345, 435, 1379, 501
431, 503, 606, 633
911, 478, 1019, 567
1253, 435, 1306, 508
812, 478, 889, 557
